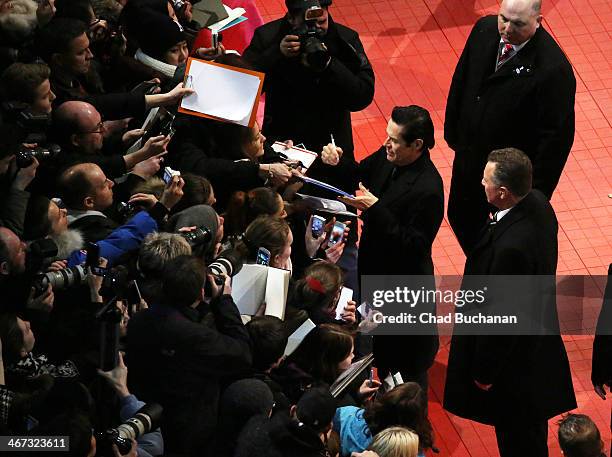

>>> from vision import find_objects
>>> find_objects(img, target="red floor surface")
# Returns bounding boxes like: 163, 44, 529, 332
253, 0, 611, 455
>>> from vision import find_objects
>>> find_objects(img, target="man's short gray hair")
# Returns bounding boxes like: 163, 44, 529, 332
138, 232, 191, 278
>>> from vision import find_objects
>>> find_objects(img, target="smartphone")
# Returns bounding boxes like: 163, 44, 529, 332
311, 215, 326, 238
328, 221, 346, 246
256, 247, 271, 266
163, 166, 180, 184
85, 242, 100, 270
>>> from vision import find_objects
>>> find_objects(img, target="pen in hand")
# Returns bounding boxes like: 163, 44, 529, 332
330, 134, 336, 148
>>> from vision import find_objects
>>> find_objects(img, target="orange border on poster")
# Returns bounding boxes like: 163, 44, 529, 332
177, 56, 265, 128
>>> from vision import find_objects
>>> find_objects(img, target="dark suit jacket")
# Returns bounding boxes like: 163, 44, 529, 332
444, 16, 576, 198
444, 190, 577, 424
127, 296, 252, 456
358, 147, 444, 276
356, 147, 444, 374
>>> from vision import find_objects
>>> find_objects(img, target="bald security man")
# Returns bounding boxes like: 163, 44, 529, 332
445, 0, 576, 254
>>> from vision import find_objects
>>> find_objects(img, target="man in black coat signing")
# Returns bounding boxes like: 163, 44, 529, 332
322, 105, 444, 392
445, 0, 576, 254
443, 148, 576, 457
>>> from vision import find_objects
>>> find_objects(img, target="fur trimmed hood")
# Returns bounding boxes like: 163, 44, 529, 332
0, 0, 38, 41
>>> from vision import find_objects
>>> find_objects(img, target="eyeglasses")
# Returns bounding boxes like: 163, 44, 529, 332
80, 121, 105, 135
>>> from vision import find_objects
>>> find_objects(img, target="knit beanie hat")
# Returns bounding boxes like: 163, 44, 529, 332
220, 379, 275, 422
167, 204, 219, 253
295, 387, 336, 433
137, 12, 185, 60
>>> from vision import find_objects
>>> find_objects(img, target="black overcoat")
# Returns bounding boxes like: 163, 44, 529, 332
445, 15, 576, 251
356, 147, 444, 375
444, 190, 577, 424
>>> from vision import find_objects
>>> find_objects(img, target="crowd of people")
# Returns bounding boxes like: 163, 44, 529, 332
0, 0, 609, 456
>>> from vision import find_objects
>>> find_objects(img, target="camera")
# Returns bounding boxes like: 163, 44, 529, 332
117, 201, 136, 218
292, 1, 329, 71
180, 227, 212, 247
26, 238, 58, 274
96, 403, 163, 455
33, 265, 88, 294
1, 101, 51, 144
208, 248, 244, 278
15, 144, 60, 168
142, 109, 175, 145
205, 248, 245, 295
169, 0, 187, 11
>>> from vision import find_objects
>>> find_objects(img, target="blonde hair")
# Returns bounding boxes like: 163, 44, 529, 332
370, 427, 420, 457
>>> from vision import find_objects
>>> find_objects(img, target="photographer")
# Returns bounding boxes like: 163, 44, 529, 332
135, 231, 192, 305
23, 175, 183, 268
243, 0, 374, 191
58, 163, 171, 243
0, 124, 39, 238
127, 254, 252, 457
98, 352, 164, 457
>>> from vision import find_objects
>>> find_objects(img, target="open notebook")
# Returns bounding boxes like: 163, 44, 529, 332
231, 264, 290, 320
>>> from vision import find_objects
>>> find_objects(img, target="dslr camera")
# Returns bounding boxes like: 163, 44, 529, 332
16, 144, 60, 168
180, 227, 212, 248
291, 0, 330, 71
96, 403, 162, 456
1, 101, 51, 144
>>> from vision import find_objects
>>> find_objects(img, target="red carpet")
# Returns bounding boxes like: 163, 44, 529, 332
253, 0, 612, 454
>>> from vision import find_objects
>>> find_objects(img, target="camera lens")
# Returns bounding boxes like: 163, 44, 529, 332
36, 265, 87, 291
180, 227, 212, 247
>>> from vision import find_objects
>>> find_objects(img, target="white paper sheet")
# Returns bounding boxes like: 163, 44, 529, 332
231, 264, 268, 315
264, 267, 290, 320
208, 5, 246, 32
284, 319, 316, 357
335, 287, 353, 320
180, 59, 262, 126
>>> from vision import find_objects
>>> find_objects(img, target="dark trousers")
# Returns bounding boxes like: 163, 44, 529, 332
494, 419, 548, 457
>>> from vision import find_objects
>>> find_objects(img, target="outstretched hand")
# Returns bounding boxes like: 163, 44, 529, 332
339, 183, 378, 211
